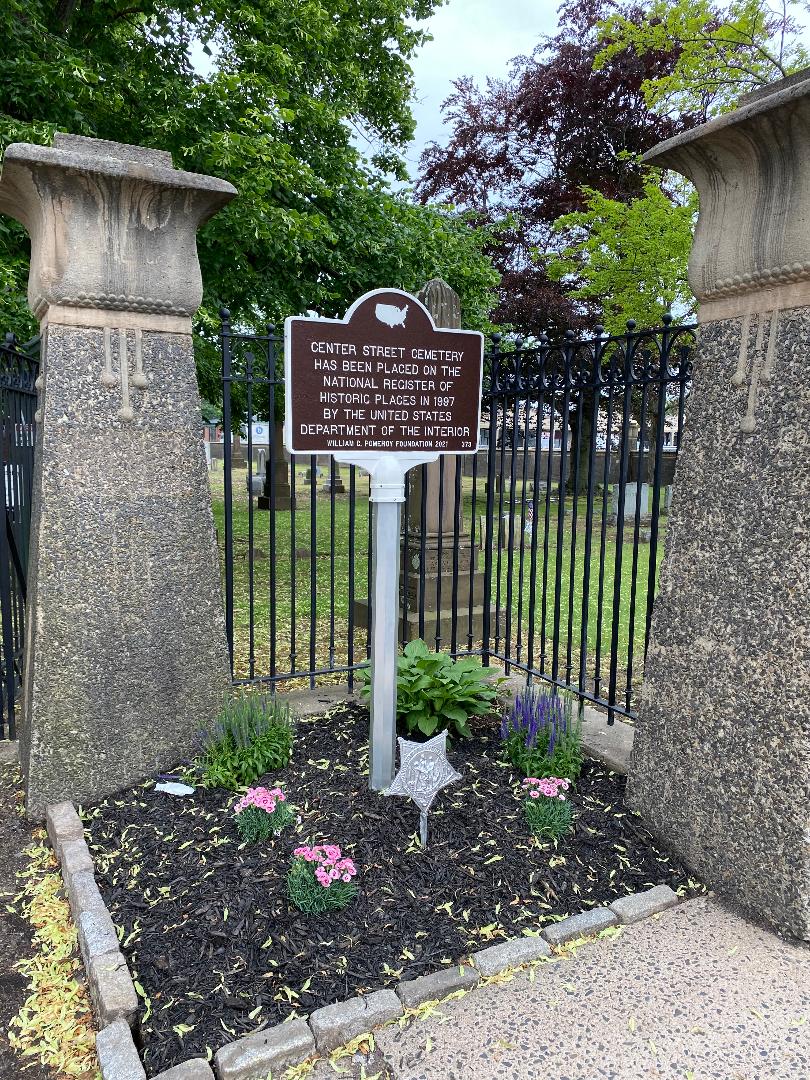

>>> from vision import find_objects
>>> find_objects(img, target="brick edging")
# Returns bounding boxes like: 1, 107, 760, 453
46, 799, 681, 1080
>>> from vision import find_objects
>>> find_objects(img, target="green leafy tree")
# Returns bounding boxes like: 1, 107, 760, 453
547, 174, 698, 334
549, 1, 810, 332
595, 0, 810, 117
0, 1, 499, 387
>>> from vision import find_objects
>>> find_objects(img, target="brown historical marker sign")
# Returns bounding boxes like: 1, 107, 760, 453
284, 289, 484, 455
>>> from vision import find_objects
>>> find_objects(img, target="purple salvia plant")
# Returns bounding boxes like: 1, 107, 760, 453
502, 685, 567, 754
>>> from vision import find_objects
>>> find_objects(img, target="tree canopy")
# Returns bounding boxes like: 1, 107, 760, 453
416, 0, 693, 335
595, 0, 810, 117
418, 0, 810, 335
547, 176, 698, 334
0, 0, 500, 364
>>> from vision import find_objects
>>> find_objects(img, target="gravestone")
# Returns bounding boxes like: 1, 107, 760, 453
0, 133, 234, 817
247, 449, 266, 497
629, 73, 810, 940
321, 460, 347, 494
257, 421, 294, 511
610, 482, 651, 525
354, 279, 495, 642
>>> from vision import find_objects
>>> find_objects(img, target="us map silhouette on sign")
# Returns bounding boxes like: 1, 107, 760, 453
375, 302, 409, 328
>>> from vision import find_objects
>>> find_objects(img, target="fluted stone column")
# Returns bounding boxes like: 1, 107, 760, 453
0, 133, 236, 817
629, 75, 810, 939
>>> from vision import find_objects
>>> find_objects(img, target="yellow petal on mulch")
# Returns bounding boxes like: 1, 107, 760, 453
8, 829, 101, 1079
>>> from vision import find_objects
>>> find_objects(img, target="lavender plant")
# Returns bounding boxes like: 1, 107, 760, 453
500, 687, 582, 781
194, 693, 294, 790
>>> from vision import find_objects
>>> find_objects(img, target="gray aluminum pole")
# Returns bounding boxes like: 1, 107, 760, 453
369, 497, 401, 790
333, 451, 438, 792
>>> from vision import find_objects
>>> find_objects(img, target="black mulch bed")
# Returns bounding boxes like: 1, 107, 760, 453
84, 702, 704, 1075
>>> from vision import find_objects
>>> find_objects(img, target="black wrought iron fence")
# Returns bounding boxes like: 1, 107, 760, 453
218, 314, 694, 721
0, 333, 39, 739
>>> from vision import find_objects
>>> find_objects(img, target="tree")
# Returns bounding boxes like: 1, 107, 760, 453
547, 175, 698, 333
0, 0, 499, 372
197, 187, 501, 411
595, 0, 810, 117
567, 0, 810, 330
416, 0, 693, 336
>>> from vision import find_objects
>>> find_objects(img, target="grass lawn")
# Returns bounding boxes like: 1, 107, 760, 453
209, 462, 666, 713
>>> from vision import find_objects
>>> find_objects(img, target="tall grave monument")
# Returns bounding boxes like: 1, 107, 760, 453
630, 74, 810, 939
354, 279, 492, 642
0, 134, 234, 817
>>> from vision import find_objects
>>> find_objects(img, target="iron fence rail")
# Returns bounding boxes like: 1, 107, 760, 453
219, 315, 694, 722
0, 333, 39, 739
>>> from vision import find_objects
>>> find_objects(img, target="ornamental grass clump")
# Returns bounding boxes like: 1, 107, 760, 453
233, 786, 295, 843
522, 776, 573, 839
500, 687, 582, 780
287, 844, 358, 915
195, 692, 294, 790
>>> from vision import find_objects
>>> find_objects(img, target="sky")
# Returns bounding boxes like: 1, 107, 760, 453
402, 0, 560, 178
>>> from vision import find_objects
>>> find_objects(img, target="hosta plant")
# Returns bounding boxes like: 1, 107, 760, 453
233, 786, 295, 843
194, 692, 294, 790
501, 687, 582, 780
522, 776, 573, 839
361, 638, 500, 738
287, 844, 358, 915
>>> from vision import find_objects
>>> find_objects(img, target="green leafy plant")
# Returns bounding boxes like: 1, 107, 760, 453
287, 845, 358, 915
361, 639, 501, 738
521, 776, 574, 840
501, 687, 583, 780
233, 786, 295, 843
194, 693, 293, 790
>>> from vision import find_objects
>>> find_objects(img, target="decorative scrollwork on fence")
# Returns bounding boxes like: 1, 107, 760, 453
484, 318, 695, 402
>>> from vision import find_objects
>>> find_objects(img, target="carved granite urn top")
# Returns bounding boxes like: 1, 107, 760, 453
0, 132, 237, 323
644, 69, 810, 312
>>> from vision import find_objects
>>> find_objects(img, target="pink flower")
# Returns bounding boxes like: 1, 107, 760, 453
296, 841, 357, 887
529, 790, 540, 799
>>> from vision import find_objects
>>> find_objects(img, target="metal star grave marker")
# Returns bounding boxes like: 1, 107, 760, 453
386, 731, 461, 847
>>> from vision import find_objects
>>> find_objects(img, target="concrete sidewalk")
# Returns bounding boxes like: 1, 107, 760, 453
310, 897, 809, 1080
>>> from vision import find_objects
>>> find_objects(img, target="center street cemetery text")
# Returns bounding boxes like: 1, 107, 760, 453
285, 291, 484, 454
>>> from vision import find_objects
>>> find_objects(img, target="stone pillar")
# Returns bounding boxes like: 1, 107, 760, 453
0, 133, 236, 818
629, 74, 810, 939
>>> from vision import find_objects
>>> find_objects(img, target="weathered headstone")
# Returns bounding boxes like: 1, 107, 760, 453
610, 481, 651, 524
354, 279, 495, 642
321, 460, 347, 495
257, 420, 294, 511
0, 133, 234, 817
629, 74, 810, 940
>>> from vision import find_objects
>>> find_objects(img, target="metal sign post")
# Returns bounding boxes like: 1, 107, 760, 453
284, 289, 483, 791
332, 453, 436, 787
